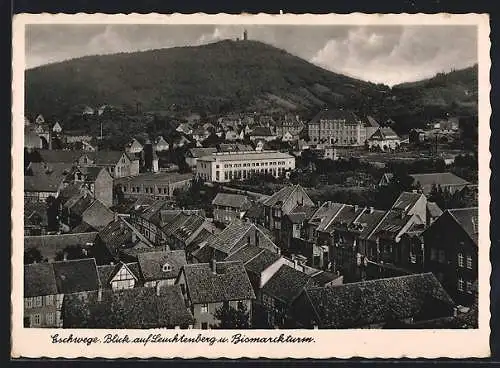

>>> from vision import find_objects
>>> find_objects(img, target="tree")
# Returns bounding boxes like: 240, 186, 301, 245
213, 302, 251, 329
24, 248, 44, 264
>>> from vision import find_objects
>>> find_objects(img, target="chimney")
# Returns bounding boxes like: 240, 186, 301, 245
63, 252, 68, 261
369, 206, 374, 214
211, 258, 217, 274
97, 287, 103, 302
114, 212, 118, 222
354, 205, 359, 212
156, 282, 161, 297
293, 259, 299, 270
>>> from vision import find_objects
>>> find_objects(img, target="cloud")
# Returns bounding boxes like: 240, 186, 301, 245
310, 26, 477, 86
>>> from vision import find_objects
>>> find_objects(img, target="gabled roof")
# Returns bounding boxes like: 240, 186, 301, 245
24, 232, 99, 261
25, 162, 73, 192
293, 273, 455, 329
261, 264, 315, 305
309, 202, 344, 227
24, 263, 58, 297
138, 250, 187, 281
250, 126, 274, 137
204, 221, 258, 254
67, 194, 94, 217
212, 193, 251, 209
365, 116, 380, 128
263, 185, 305, 208
311, 271, 342, 287
392, 192, 424, 212
322, 204, 364, 233
447, 208, 479, 245
182, 261, 256, 304
37, 149, 86, 164
410, 172, 470, 188
97, 262, 141, 287
51, 258, 101, 294
187, 147, 217, 158
367, 209, 414, 241
346, 208, 388, 239
170, 215, 206, 244
309, 109, 361, 125
368, 127, 400, 141
81, 200, 115, 230
244, 249, 282, 275
87, 151, 127, 166
70, 221, 97, 234
63, 285, 194, 328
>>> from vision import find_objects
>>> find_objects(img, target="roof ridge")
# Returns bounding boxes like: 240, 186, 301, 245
366, 209, 391, 240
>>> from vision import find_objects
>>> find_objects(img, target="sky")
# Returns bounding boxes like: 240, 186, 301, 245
25, 24, 478, 86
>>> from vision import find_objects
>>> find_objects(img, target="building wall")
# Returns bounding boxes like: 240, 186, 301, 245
196, 154, 296, 183
24, 294, 63, 328
423, 213, 477, 306
94, 169, 113, 207
308, 119, 367, 146
367, 139, 401, 150
120, 179, 191, 200
25, 191, 59, 202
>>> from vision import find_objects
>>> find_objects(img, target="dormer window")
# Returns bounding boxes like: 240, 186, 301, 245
162, 263, 172, 272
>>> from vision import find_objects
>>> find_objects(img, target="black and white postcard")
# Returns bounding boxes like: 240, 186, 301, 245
11, 13, 491, 358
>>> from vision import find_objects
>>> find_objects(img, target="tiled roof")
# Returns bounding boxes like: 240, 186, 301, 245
212, 193, 251, 210
171, 216, 206, 244
311, 271, 342, 286
368, 127, 400, 140
367, 210, 413, 240
410, 172, 470, 192
135, 200, 170, 222
290, 205, 317, 220
447, 208, 479, 245
70, 221, 97, 233
250, 126, 274, 137
293, 273, 455, 328
63, 285, 194, 328
52, 258, 101, 294
187, 147, 217, 158
244, 249, 281, 275
37, 149, 86, 164
59, 183, 86, 203
137, 250, 187, 281
321, 204, 361, 233
97, 219, 135, 257
186, 228, 218, 255
183, 261, 255, 304
391, 192, 424, 212
87, 151, 125, 166
67, 195, 94, 217
198, 150, 294, 162
309, 109, 361, 125
309, 202, 344, 227
206, 221, 253, 254
24, 263, 58, 297
81, 200, 115, 230
365, 116, 380, 127
262, 185, 307, 208
346, 207, 387, 239
161, 212, 190, 235
24, 232, 98, 261
261, 264, 315, 305
25, 162, 72, 192
244, 202, 265, 220
225, 245, 265, 264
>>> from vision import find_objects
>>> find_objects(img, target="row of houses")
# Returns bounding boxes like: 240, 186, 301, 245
253, 185, 478, 306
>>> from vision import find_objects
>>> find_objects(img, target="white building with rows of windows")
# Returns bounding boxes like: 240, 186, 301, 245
195, 151, 296, 183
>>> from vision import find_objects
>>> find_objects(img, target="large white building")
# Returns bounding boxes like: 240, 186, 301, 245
196, 151, 296, 183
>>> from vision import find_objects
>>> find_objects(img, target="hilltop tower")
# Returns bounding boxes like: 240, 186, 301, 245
243, 29, 248, 41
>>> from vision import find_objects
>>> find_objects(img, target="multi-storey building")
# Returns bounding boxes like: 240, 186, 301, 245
307, 109, 368, 146
423, 207, 478, 306
196, 151, 295, 183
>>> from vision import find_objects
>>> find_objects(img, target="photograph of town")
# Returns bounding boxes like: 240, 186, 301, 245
22, 22, 479, 330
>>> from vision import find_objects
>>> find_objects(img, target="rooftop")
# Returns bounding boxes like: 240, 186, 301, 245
183, 261, 256, 304
447, 207, 479, 245
198, 150, 294, 162
261, 264, 315, 306
114, 172, 193, 185
24, 232, 99, 261
212, 193, 251, 209
137, 250, 187, 281
293, 273, 455, 328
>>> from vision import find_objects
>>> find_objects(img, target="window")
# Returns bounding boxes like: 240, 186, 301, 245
162, 263, 172, 272
32, 314, 41, 326
46, 312, 54, 325
458, 278, 464, 292
34, 296, 43, 307
466, 281, 473, 294
200, 304, 209, 313
409, 252, 417, 264
466, 255, 473, 269
45, 295, 53, 306
25, 298, 33, 309
458, 253, 464, 267
237, 301, 244, 310
201, 322, 208, 330
438, 250, 445, 263
112, 279, 134, 290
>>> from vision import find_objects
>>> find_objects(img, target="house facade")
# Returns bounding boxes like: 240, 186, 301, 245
423, 208, 478, 306
308, 109, 368, 146
177, 261, 256, 329
196, 151, 296, 183
212, 193, 252, 224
